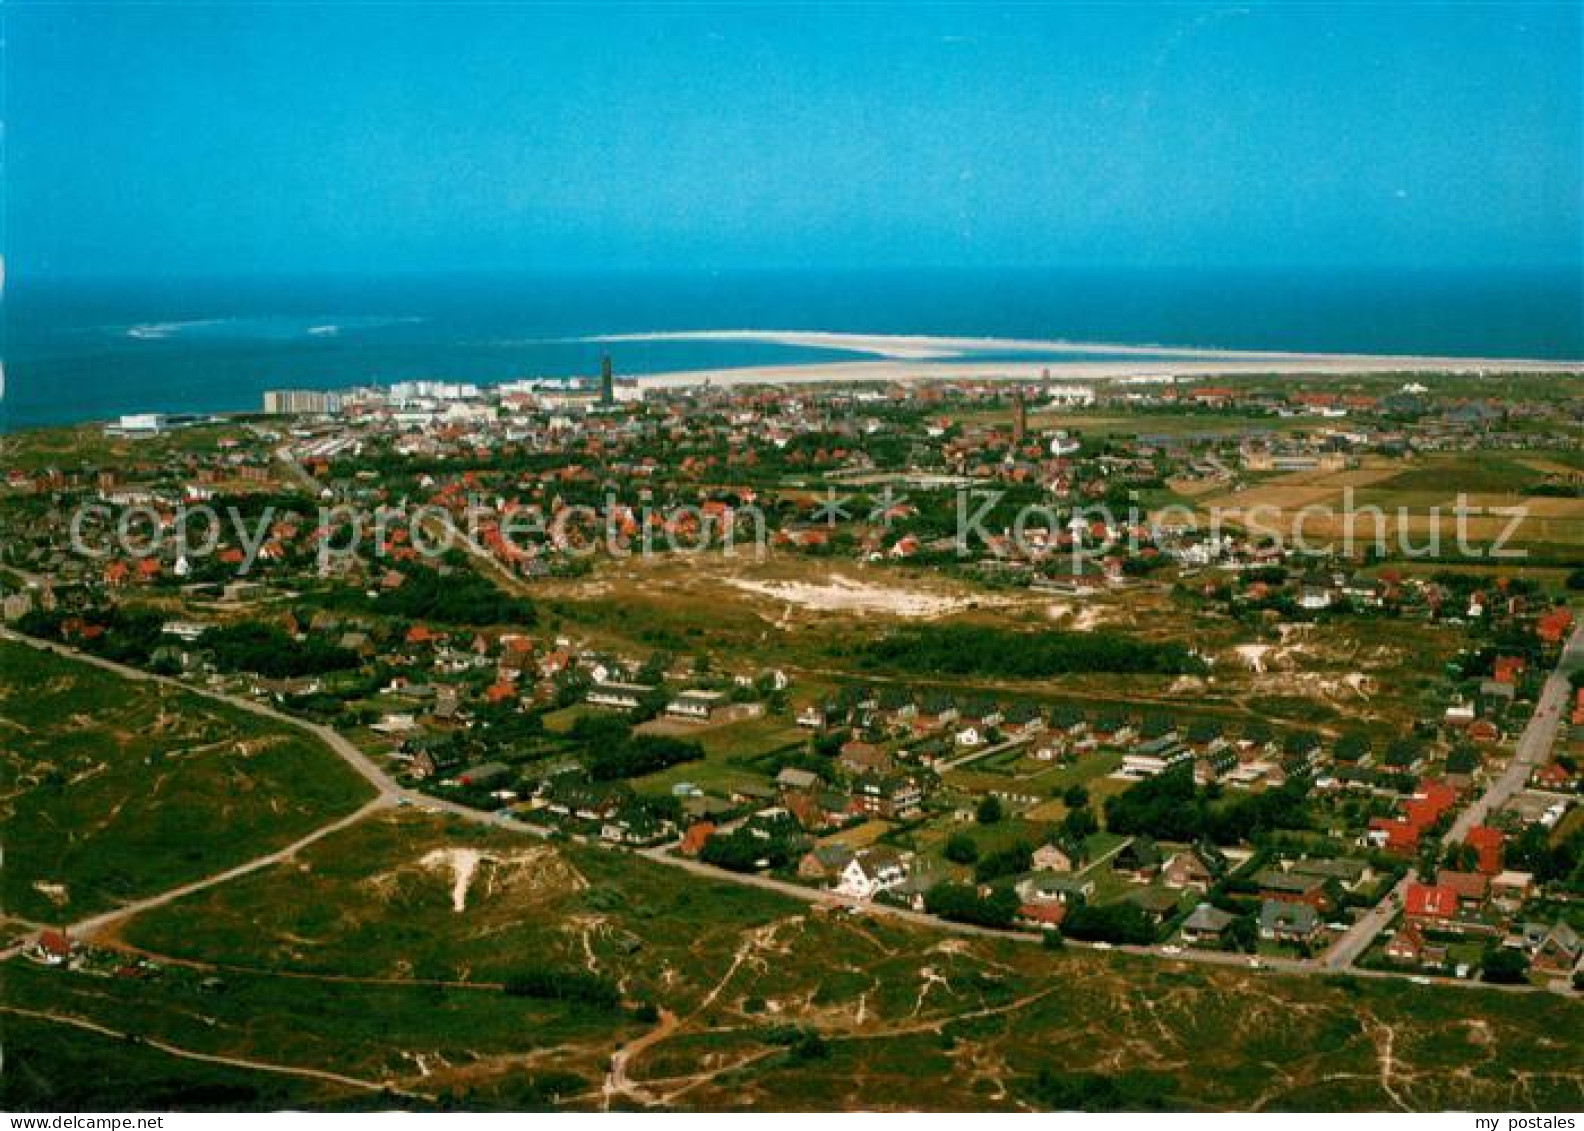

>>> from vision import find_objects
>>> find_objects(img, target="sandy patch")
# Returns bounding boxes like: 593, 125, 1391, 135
1234, 644, 1273, 674
32, 881, 69, 907
421, 847, 484, 913
725, 573, 989, 618
625, 352, 1582, 393
368, 843, 586, 912
1046, 602, 1108, 632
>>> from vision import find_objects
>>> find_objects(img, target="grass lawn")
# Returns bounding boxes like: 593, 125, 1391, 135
634, 756, 766, 797
1029, 750, 1127, 791
689, 714, 805, 758
1078, 831, 1128, 865
628, 713, 804, 795
818, 819, 894, 850
0, 640, 374, 922
540, 704, 596, 734
908, 813, 1059, 869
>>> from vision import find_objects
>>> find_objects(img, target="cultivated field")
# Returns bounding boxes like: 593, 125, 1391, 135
1186, 453, 1584, 559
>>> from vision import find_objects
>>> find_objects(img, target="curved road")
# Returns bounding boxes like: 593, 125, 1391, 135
4, 626, 1574, 999
0, 627, 547, 951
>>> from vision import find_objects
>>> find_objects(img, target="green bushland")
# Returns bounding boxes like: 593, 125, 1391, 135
371, 562, 537, 626
853, 624, 1206, 679
0, 639, 373, 921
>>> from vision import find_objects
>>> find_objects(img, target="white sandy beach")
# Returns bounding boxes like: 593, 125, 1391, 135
629, 354, 1584, 392
588, 330, 1584, 390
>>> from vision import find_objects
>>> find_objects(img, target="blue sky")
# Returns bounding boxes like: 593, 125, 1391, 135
7, 3, 1581, 278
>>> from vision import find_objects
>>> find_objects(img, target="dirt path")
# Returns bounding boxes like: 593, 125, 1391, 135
602, 1009, 679, 1109
2, 795, 396, 958
1365, 1014, 1414, 1112
0, 1004, 431, 1101
5, 629, 1564, 1004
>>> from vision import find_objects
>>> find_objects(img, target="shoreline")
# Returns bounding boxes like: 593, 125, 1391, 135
631, 354, 1584, 392
589, 328, 1584, 368
6, 332, 1581, 433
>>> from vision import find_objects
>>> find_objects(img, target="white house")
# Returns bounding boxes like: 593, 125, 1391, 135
666, 689, 727, 721
1032, 843, 1075, 872
586, 681, 655, 711
834, 850, 908, 900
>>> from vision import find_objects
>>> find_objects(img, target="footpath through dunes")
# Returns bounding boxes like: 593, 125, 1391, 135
2, 628, 1581, 1109
0, 633, 380, 926
47, 806, 1584, 1111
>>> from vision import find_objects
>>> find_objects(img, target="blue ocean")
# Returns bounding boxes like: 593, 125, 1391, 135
4, 267, 1581, 430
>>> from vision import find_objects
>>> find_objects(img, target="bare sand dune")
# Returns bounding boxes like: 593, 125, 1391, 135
725, 572, 996, 618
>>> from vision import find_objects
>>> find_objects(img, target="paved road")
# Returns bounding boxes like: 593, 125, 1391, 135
931, 733, 1031, 774
1449, 621, 1584, 842
277, 440, 539, 600
1324, 620, 1584, 970
0, 628, 548, 950
5, 628, 1572, 997
639, 845, 1549, 994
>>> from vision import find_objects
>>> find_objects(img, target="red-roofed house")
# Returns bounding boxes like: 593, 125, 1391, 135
1533, 762, 1572, 791
1465, 826, 1504, 875
1017, 902, 1068, 929
1537, 608, 1573, 645
1437, 870, 1489, 908
1404, 882, 1458, 924
679, 822, 717, 857
1492, 656, 1526, 685
1368, 816, 1421, 854
36, 929, 72, 964
1414, 779, 1459, 816
1385, 922, 1428, 965
1369, 779, 1459, 855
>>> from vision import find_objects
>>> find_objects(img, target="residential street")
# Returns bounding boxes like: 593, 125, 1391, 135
1324, 620, 1584, 970
5, 625, 1575, 996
